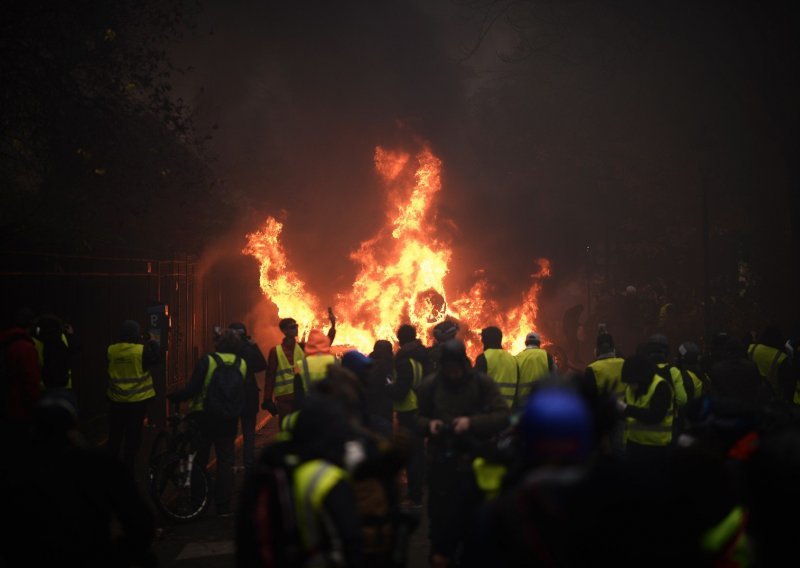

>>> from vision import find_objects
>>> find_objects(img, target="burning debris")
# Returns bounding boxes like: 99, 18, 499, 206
244, 143, 550, 358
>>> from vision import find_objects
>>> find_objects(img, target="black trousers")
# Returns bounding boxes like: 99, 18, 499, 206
195, 412, 238, 509
107, 399, 149, 475
396, 409, 424, 503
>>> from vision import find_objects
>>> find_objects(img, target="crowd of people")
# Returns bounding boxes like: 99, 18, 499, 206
3, 303, 800, 567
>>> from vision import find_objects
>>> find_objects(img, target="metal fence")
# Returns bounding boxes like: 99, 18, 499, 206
0, 251, 236, 442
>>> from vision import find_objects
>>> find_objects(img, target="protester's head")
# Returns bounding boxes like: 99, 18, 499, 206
119, 320, 141, 343
397, 324, 417, 346
646, 334, 670, 361
369, 339, 393, 360
677, 341, 700, 366
214, 328, 242, 353
595, 333, 615, 356
293, 393, 354, 467
440, 339, 471, 387
314, 365, 367, 428
481, 326, 503, 350
621, 354, 657, 388
32, 388, 79, 444
342, 350, 373, 382
279, 318, 299, 338
517, 387, 593, 465
433, 320, 458, 344
304, 329, 331, 356
228, 322, 248, 339
525, 331, 542, 347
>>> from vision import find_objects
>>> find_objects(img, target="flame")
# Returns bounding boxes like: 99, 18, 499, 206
244, 143, 551, 360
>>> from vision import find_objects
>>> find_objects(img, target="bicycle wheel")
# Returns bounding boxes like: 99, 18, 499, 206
149, 450, 210, 522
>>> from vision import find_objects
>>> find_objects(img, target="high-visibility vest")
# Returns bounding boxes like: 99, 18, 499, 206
625, 375, 673, 446
293, 459, 349, 565
587, 357, 626, 398
275, 343, 305, 397
657, 363, 687, 410
747, 343, 788, 399
107, 342, 156, 403
684, 369, 706, 399
472, 457, 508, 501
298, 354, 337, 393
34, 334, 73, 389
515, 348, 550, 406
484, 348, 518, 408
393, 359, 424, 412
188, 352, 247, 413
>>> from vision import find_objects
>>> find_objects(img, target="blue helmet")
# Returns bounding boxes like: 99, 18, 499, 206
517, 387, 593, 462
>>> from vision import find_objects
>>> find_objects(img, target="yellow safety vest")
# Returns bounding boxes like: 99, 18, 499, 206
747, 343, 788, 399
34, 334, 73, 389
275, 343, 305, 397
700, 506, 750, 566
293, 459, 349, 565
515, 348, 550, 407
685, 369, 705, 399
588, 357, 626, 398
107, 342, 156, 403
472, 457, 508, 501
393, 359, 423, 412
298, 354, 337, 393
484, 349, 518, 408
625, 375, 673, 446
188, 352, 247, 413
657, 363, 687, 411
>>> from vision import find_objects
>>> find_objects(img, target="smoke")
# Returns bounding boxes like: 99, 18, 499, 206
172, 1, 796, 335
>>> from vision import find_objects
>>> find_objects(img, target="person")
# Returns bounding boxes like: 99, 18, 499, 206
169, 328, 247, 517
365, 340, 395, 438
464, 387, 594, 567
32, 313, 78, 390
578, 332, 625, 454
229, 322, 267, 477
1, 389, 158, 567
296, 329, 337, 399
417, 339, 510, 567
387, 324, 429, 509
475, 326, 518, 408
342, 348, 390, 438
239, 391, 364, 568
429, 320, 459, 374
618, 354, 673, 466
746, 324, 796, 404
514, 331, 555, 408
262, 310, 336, 422
106, 319, 161, 475
0, 306, 42, 454
644, 334, 687, 435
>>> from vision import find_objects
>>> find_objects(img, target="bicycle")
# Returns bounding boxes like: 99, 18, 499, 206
148, 401, 210, 522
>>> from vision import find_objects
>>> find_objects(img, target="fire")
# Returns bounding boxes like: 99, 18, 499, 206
243, 143, 551, 360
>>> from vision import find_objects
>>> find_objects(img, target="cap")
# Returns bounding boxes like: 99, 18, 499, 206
517, 387, 592, 462
525, 332, 541, 345
342, 350, 373, 376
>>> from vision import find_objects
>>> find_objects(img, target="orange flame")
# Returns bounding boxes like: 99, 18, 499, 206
243, 143, 551, 360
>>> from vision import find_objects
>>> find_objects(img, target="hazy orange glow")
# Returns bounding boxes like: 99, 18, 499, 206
243, 144, 550, 359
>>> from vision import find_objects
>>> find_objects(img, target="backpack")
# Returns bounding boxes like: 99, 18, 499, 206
205, 353, 245, 419
236, 442, 302, 568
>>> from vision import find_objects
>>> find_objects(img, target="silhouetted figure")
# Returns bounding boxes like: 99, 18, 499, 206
2, 389, 157, 567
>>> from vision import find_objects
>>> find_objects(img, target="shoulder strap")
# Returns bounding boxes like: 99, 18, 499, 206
209, 352, 223, 366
